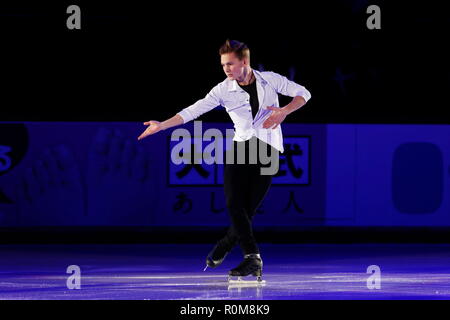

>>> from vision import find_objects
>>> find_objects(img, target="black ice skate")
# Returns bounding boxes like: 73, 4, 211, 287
203, 243, 230, 271
227, 254, 265, 284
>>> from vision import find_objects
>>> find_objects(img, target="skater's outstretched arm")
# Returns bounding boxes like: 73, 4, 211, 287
137, 114, 184, 140
138, 85, 221, 141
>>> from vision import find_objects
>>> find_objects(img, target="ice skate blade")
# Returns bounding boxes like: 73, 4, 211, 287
228, 280, 266, 286
227, 276, 266, 285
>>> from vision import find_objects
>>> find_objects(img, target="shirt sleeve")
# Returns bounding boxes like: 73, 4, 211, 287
266, 71, 311, 102
177, 85, 222, 124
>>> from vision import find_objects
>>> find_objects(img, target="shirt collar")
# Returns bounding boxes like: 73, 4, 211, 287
227, 69, 267, 92
228, 78, 238, 92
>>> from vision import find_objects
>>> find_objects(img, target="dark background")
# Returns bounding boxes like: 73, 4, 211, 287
2, 1, 449, 123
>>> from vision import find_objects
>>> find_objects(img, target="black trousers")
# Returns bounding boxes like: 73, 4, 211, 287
219, 137, 278, 255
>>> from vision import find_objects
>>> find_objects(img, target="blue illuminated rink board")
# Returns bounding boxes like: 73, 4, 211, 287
0, 122, 449, 227
168, 136, 310, 186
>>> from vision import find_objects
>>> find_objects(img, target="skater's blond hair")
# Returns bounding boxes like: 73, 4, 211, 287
219, 39, 250, 62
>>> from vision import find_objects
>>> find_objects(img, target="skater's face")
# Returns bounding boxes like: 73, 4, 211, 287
221, 52, 249, 81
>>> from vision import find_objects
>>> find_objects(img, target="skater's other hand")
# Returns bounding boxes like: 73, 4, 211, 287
138, 121, 163, 140
262, 106, 288, 129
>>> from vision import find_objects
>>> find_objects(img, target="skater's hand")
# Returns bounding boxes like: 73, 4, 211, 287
137, 121, 163, 140
262, 106, 288, 129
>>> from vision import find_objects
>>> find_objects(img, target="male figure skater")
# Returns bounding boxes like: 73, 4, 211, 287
138, 39, 311, 281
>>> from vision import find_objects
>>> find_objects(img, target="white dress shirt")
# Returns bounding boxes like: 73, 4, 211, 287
177, 70, 311, 153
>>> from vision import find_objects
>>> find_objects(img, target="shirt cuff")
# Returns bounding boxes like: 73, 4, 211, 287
177, 110, 193, 124
297, 90, 311, 103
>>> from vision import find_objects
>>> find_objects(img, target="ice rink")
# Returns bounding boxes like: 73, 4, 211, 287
0, 243, 449, 300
